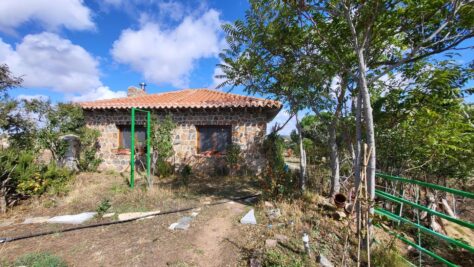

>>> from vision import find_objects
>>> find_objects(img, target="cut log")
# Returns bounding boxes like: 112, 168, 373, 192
441, 198, 457, 218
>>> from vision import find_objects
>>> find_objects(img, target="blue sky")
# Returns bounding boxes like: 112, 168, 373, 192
0, 0, 472, 135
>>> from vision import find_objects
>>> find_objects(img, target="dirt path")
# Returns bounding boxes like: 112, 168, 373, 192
187, 202, 246, 266
0, 201, 251, 267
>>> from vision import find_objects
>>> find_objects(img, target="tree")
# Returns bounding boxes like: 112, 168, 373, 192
292, 0, 474, 205
218, 1, 355, 192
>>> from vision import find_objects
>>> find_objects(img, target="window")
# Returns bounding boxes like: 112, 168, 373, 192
197, 125, 231, 153
117, 125, 146, 149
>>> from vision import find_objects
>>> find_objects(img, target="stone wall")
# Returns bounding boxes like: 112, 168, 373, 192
83, 108, 270, 175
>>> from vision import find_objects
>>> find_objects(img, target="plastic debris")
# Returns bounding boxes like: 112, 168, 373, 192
174, 216, 192, 230
240, 209, 257, 225
47, 212, 97, 224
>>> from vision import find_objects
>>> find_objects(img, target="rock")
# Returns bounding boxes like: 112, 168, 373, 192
266, 208, 281, 220
274, 234, 289, 242
0, 220, 15, 227
174, 216, 193, 230
168, 222, 179, 230
118, 211, 159, 221
22, 216, 51, 224
102, 212, 115, 218
265, 239, 277, 248
317, 255, 334, 267
47, 212, 97, 224
244, 197, 258, 203
333, 211, 347, 221
249, 258, 262, 267
240, 209, 257, 225
264, 201, 274, 208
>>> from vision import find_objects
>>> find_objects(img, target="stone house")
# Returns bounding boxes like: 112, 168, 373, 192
79, 87, 281, 175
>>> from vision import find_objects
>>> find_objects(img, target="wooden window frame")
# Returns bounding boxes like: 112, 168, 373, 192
196, 125, 232, 154
117, 125, 146, 150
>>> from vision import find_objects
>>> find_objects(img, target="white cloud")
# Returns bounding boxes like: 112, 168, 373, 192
0, 0, 94, 33
111, 9, 223, 87
69, 86, 127, 102
211, 64, 226, 89
267, 109, 297, 136
0, 32, 102, 93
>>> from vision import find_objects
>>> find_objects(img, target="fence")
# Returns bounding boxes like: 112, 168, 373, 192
374, 173, 474, 267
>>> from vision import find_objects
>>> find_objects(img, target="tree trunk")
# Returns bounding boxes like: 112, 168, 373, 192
329, 74, 347, 197
329, 119, 340, 196
296, 114, 307, 191
355, 47, 376, 207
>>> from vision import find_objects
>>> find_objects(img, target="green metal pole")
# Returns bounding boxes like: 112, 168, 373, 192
378, 227, 459, 267
376, 173, 474, 198
130, 107, 135, 188
375, 208, 474, 253
375, 190, 474, 229
146, 111, 151, 182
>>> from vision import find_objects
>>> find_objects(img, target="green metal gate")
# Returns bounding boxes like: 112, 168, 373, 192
374, 173, 474, 266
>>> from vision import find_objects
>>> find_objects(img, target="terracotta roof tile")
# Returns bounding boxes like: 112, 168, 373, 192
78, 88, 282, 110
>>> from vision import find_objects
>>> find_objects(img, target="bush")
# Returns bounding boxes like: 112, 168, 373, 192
156, 160, 173, 178
262, 133, 299, 200
96, 199, 111, 216
180, 164, 192, 185
15, 252, 67, 267
77, 128, 102, 172
371, 243, 410, 267
0, 148, 73, 212
225, 143, 242, 175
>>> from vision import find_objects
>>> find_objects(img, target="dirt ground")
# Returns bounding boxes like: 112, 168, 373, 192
0, 172, 263, 266
0, 199, 255, 266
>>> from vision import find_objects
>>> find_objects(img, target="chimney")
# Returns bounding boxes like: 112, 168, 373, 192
127, 82, 147, 97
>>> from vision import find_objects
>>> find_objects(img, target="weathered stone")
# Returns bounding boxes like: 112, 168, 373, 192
47, 212, 97, 224
274, 234, 289, 242
263, 201, 274, 208
118, 211, 159, 221
22, 216, 50, 224
84, 109, 268, 175
317, 255, 334, 267
266, 208, 281, 220
265, 239, 277, 248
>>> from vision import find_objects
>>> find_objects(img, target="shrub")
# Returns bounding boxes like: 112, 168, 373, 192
180, 164, 192, 185
225, 143, 242, 175
0, 148, 73, 212
96, 199, 111, 216
371, 242, 410, 267
15, 252, 67, 267
262, 133, 299, 200
77, 128, 102, 172
156, 160, 173, 178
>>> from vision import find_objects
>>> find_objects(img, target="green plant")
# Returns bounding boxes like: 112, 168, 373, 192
371, 243, 410, 267
151, 115, 175, 177
77, 128, 102, 172
225, 143, 242, 175
15, 252, 67, 267
262, 133, 299, 200
96, 199, 111, 216
263, 249, 305, 267
180, 164, 192, 185
156, 160, 173, 178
